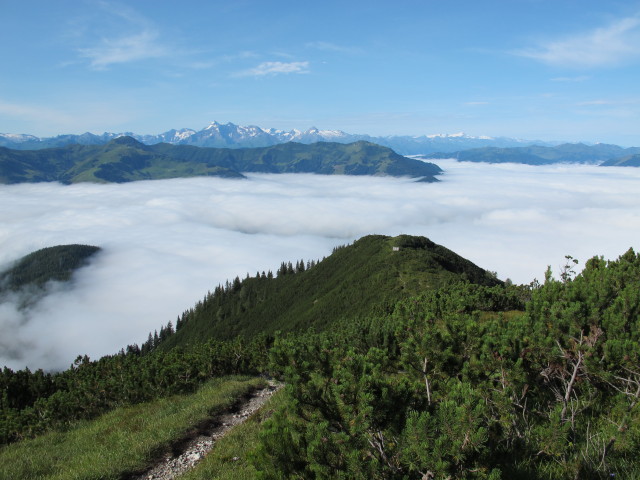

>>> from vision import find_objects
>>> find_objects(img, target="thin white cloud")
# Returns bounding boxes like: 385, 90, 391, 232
306, 41, 362, 54
70, 1, 170, 70
97, 0, 146, 25
2, 164, 640, 371
78, 30, 167, 70
237, 61, 310, 77
515, 15, 640, 67
551, 75, 590, 82
182, 52, 260, 71
576, 99, 613, 106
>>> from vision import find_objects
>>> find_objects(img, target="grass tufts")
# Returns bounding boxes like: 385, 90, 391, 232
0, 376, 265, 480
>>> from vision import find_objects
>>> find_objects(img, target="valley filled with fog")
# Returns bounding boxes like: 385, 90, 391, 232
1, 159, 639, 371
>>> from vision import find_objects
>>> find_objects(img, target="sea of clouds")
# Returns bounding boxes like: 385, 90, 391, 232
1, 159, 639, 371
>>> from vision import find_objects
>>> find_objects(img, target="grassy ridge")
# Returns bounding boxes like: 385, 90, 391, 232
0, 137, 442, 184
160, 235, 500, 349
0, 376, 265, 480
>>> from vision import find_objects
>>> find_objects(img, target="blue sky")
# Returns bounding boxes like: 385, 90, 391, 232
2, 0, 640, 145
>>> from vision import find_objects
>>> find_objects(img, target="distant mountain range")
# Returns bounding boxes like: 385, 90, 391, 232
420, 143, 640, 166
0, 121, 551, 155
0, 136, 442, 184
4, 121, 640, 166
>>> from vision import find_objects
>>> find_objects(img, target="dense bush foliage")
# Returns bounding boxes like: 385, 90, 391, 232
254, 251, 640, 479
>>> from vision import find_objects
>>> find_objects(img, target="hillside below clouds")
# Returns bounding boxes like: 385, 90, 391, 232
0, 137, 442, 184
601, 153, 640, 167
422, 143, 640, 165
0, 245, 100, 293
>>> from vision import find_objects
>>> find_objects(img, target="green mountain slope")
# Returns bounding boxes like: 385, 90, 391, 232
600, 153, 640, 167
0, 138, 442, 184
159, 235, 500, 350
154, 140, 441, 177
0, 137, 243, 184
422, 142, 640, 165
0, 244, 101, 293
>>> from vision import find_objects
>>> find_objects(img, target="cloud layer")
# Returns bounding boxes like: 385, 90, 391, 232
1, 162, 639, 370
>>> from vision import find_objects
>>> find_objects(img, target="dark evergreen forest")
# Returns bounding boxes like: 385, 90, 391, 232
0, 244, 100, 292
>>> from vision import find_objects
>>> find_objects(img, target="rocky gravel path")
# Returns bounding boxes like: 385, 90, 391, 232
133, 381, 281, 480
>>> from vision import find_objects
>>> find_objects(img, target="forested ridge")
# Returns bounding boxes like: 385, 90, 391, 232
1, 235, 639, 479
0, 244, 100, 293
0, 244, 101, 311
158, 235, 500, 349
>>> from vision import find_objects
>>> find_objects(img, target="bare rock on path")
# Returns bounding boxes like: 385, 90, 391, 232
132, 381, 281, 480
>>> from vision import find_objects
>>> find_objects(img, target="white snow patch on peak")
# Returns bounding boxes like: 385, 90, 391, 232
426, 133, 449, 138
425, 132, 466, 138
174, 129, 196, 140
298, 127, 346, 137
423, 132, 494, 140
245, 125, 268, 137
276, 128, 301, 135
317, 129, 346, 138
0, 133, 39, 141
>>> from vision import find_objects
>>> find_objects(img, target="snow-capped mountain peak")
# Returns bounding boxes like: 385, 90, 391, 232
0, 121, 556, 154
0, 133, 40, 143
204, 121, 222, 130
